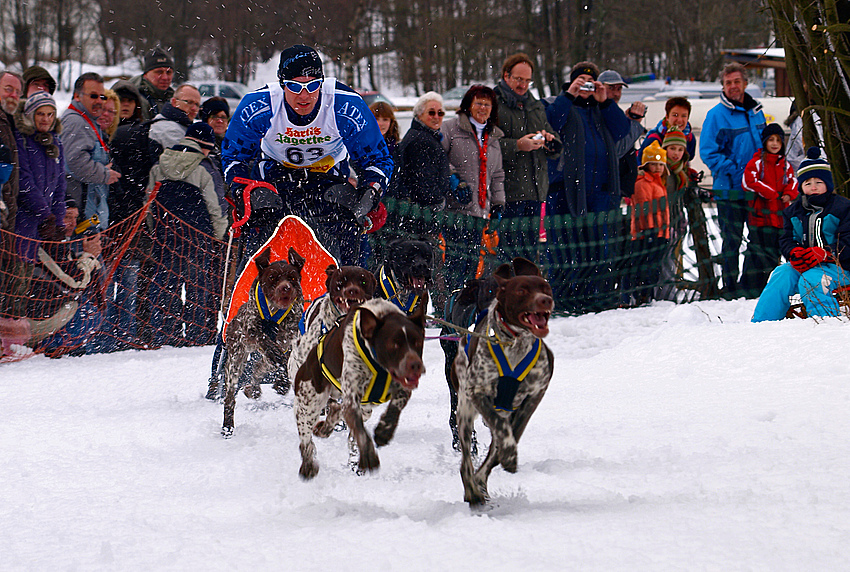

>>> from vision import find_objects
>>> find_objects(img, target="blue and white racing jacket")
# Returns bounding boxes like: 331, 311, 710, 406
222, 78, 393, 191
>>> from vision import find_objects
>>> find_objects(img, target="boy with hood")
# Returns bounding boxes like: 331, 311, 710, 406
752, 148, 850, 321
741, 123, 798, 293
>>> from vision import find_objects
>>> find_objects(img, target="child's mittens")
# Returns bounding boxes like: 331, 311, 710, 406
802, 246, 831, 268
788, 247, 810, 273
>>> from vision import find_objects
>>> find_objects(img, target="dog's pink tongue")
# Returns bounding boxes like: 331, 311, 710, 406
528, 313, 550, 335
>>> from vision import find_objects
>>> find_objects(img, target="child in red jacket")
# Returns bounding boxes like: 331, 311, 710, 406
741, 123, 798, 293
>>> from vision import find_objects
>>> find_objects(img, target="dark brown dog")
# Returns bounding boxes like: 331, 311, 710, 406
374, 239, 433, 315
453, 258, 554, 506
221, 247, 305, 437
288, 264, 377, 378
294, 298, 426, 480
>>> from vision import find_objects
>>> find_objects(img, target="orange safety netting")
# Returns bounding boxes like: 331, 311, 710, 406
1, 189, 230, 363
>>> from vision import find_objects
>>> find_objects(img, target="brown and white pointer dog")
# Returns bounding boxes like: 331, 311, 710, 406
453, 258, 554, 506
221, 247, 305, 437
294, 298, 426, 480
288, 265, 377, 379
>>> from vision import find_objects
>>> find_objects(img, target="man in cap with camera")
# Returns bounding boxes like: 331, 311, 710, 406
222, 44, 393, 266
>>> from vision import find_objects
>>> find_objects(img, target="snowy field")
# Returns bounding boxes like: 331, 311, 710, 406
2, 298, 849, 570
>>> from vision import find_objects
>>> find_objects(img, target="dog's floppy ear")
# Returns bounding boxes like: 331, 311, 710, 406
409, 292, 427, 330
254, 247, 272, 272
512, 257, 542, 277
457, 279, 481, 306
288, 248, 306, 274
357, 307, 380, 339
325, 264, 338, 290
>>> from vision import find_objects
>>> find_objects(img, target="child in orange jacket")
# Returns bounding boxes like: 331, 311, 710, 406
630, 141, 669, 304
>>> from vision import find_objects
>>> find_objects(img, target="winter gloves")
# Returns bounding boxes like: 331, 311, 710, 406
449, 174, 472, 205
788, 246, 832, 273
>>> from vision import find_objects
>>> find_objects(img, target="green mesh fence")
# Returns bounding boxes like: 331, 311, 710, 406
373, 184, 775, 316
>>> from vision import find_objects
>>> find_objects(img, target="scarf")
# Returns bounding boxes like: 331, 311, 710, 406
667, 157, 688, 191
469, 116, 490, 209
33, 131, 60, 160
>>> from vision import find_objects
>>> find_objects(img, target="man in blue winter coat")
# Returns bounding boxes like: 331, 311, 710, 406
221, 44, 393, 266
700, 63, 766, 298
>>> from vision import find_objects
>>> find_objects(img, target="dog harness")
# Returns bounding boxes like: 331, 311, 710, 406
378, 265, 419, 315
298, 293, 341, 336
466, 310, 541, 412
316, 310, 393, 405
254, 281, 295, 341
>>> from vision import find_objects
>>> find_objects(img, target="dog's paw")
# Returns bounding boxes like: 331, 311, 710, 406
313, 420, 334, 438
500, 439, 518, 473
373, 423, 395, 448
221, 426, 233, 439
205, 382, 219, 401
243, 384, 261, 400
358, 448, 380, 473
299, 460, 319, 480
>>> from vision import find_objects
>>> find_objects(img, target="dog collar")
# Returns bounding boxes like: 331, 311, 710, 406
378, 265, 419, 315
298, 293, 338, 336
492, 309, 520, 341
254, 281, 295, 324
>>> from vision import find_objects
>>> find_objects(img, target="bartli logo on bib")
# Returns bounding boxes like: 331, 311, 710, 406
275, 127, 332, 145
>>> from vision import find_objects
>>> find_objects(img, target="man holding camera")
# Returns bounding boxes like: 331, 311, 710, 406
222, 44, 393, 266
545, 62, 633, 217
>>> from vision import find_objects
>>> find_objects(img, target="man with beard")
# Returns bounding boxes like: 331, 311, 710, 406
0, 71, 22, 316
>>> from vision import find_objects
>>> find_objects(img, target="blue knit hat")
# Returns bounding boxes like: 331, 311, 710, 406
796, 147, 833, 193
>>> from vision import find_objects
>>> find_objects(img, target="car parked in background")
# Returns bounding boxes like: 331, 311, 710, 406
197, 81, 250, 112
356, 90, 396, 109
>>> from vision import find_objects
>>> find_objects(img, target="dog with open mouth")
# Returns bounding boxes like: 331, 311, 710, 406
288, 264, 377, 381
294, 297, 426, 480
221, 247, 305, 437
453, 257, 555, 507
374, 239, 433, 315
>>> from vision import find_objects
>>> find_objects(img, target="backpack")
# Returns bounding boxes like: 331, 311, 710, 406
108, 118, 166, 225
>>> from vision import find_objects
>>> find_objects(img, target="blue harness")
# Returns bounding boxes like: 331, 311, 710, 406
378, 265, 419, 315
465, 311, 542, 412
255, 281, 296, 341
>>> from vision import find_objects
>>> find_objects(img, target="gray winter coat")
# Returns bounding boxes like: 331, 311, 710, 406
440, 113, 505, 218
494, 81, 562, 203
147, 138, 227, 239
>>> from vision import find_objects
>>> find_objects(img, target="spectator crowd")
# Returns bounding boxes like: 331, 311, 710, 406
0, 48, 840, 359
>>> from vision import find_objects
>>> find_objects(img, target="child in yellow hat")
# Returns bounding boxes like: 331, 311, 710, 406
629, 140, 669, 304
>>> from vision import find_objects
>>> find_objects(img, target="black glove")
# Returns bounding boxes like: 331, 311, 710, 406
356, 182, 382, 217
489, 204, 503, 229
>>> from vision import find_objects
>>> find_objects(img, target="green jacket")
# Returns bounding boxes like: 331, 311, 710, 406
494, 81, 562, 203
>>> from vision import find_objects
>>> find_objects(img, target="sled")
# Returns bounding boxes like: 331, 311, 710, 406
222, 215, 337, 341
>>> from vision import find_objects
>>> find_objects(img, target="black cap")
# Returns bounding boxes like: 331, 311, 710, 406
278, 45, 324, 82
144, 48, 174, 74
199, 98, 230, 122
185, 122, 216, 150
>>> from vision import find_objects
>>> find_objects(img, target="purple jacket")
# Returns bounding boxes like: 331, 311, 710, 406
14, 114, 66, 262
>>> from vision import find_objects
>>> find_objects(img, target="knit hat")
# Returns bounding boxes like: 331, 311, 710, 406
760, 123, 785, 155
199, 97, 230, 122
144, 48, 174, 74
661, 129, 687, 149
278, 45, 324, 82
796, 147, 833, 193
184, 122, 216, 150
23, 91, 57, 120
598, 70, 627, 86
22, 65, 56, 95
570, 61, 600, 83
640, 140, 667, 167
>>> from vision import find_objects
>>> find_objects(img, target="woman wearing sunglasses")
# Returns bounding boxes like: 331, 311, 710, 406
220, 44, 393, 267
387, 91, 455, 238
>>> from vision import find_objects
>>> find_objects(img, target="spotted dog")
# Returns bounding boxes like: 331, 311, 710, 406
375, 239, 432, 315
294, 298, 426, 480
221, 247, 305, 437
288, 265, 377, 378
453, 258, 554, 506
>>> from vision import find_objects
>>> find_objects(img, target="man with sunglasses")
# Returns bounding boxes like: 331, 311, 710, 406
60, 72, 121, 222
222, 44, 393, 266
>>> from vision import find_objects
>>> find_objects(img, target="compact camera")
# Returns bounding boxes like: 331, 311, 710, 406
532, 133, 545, 141
579, 81, 596, 92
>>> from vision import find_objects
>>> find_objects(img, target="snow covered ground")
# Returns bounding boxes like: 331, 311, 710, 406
3, 298, 849, 570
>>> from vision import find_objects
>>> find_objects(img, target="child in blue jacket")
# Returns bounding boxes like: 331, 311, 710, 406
752, 148, 850, 321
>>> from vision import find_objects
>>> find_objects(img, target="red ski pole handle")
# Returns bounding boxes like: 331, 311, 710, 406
230, 177, 279, 231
